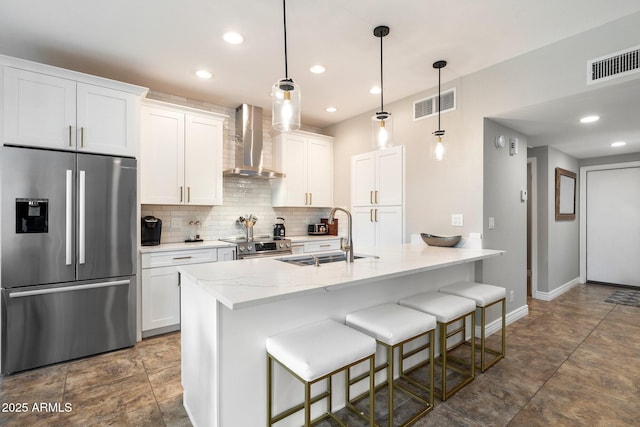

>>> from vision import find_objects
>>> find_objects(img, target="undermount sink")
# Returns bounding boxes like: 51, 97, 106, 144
277, 252, 376, 266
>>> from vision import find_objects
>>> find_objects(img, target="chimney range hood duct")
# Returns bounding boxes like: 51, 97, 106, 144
223, 104, 285, 179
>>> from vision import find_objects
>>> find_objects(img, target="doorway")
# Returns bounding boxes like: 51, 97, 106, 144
527, 157, 537, 298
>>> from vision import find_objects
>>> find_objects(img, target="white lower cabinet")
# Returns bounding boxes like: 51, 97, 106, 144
141, 246, 235, 337
303, 239, 340, 253
353, 206, 404, 248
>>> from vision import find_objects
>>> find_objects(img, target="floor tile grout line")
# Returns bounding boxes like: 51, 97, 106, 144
139, 348, 169, 427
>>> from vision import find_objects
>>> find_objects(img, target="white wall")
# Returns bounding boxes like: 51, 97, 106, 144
323, 12, 640, 309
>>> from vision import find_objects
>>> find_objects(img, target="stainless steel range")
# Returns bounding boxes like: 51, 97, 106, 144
219, 236, 292, 259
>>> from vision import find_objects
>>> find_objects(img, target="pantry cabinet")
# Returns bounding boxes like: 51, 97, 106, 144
272, 131, 333, 207
141, 245, 235, 337
351, 145, 405, 247
2, 65, 143, 157
140, 100, 226, 205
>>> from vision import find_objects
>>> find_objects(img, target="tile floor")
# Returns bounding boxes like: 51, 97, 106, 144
1, 283, 639, 426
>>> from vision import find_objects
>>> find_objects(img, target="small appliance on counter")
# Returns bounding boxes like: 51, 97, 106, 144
273, 217, 286, 240
141, 216, 162, 246
321, 218, 339, 235
307, 223, 329, 235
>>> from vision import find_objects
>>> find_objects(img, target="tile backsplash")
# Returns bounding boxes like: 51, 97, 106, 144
142, 91, 337, 243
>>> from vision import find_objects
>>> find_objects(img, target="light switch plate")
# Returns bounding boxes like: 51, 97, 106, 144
488, 217, 495, 229
451, 214, 464, 227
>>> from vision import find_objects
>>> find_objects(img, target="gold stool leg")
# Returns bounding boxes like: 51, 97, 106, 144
267, 355, 273, 426
440, 322, 447, 401
387, 344, 394, 427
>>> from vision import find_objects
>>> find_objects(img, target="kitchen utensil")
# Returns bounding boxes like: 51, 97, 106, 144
238, 214, 258, 241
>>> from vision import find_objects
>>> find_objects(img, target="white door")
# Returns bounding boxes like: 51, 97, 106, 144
376, 205, 404, 246
306, 138, 332, 207
353, 207, 376, 248
76, 83, 138, 157
184, 114, 223, 205
141, 266, 181, 331
140, 105, 184, 204
586, 167, 640, 286
3, 67, 76, 150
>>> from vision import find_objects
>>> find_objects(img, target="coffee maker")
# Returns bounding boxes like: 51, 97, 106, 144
141, 216, 162, 246
273, 217, 286, 240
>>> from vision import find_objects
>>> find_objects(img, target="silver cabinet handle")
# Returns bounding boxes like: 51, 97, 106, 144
173, 256, 193, 260
10, 279, 130, 298
79, 170, 86, 265
65, 169, 73, 265
180, 186, 183, 203
80, 127, 85, 147
68, 125, 73, 147
319, 244, 331, 248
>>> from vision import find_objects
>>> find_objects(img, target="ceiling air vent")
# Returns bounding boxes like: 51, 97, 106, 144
413, 88, 456, 121
588, 45, 640, 84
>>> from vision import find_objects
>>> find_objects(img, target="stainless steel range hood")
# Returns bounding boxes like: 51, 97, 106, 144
223, 104, 285, 179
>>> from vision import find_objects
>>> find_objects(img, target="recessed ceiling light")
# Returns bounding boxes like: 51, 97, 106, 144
195, 70, 212, 79
580, 115, 599, 123
610, 141, 626, 147
325, 106, 337, 113
369, 86, 381, 95
310, 65, 326, 74
223, 32, 244, 44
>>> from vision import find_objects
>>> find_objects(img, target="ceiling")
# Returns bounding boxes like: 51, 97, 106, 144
1, 0, 640, 158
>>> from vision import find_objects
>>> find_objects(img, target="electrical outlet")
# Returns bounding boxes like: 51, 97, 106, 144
171, 218, 182, 228
451, 213, 464, 227
488, 217, 495, 229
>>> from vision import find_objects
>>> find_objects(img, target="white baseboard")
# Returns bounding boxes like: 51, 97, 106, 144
475, 304, 528, 337
534, 277, 581, 301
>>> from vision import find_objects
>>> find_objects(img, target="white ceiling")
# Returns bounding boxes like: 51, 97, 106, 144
1, 0, 640, 158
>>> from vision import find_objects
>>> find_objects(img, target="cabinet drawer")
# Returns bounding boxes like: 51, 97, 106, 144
142, 248, 218, 268
303, 240, 340, 253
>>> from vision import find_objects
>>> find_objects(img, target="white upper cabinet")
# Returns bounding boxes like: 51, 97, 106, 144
272, 131, 333, 207
351, 145, 404, 207
2, 64, 144, 157
140, 100, 225, 206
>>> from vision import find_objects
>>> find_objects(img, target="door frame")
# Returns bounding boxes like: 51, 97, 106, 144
527, 157, 538, 299
579, 161, 640, 283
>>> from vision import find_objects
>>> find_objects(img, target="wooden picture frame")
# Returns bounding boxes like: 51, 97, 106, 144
555, 167, 576, 220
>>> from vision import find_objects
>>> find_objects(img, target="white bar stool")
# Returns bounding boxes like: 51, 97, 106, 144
346, 303, 437, 426
399, 291, 476, 401
266, 319, 377, 426
438, 281, 506, 372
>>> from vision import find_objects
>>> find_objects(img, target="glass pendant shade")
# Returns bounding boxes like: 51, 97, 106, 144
431, 130, 447, 161
372, 111, 392, 149
272, 78, 301, 131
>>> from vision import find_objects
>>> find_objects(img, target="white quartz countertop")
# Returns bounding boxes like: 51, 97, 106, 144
178, 244, 504, 310
139, 240, 235, 254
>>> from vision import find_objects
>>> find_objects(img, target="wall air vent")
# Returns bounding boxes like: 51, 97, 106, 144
588, 45, 640, 84
413, 87, 456, 121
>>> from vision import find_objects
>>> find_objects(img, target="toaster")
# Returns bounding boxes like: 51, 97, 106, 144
307, 223, 328, 235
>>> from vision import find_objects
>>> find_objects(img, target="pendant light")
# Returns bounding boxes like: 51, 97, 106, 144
431, 60, 447, 160
272, 0, 301, 132
372, 25, 392, 149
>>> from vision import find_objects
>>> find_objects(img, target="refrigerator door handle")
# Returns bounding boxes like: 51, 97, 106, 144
79, 170, 86, 264
65, 169, 73, 265
9, 279, 131, 298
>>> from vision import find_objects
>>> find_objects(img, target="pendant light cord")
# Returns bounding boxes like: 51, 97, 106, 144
379, 34, 384, 112
437, 66, 441, 131
282, 0, 289, 79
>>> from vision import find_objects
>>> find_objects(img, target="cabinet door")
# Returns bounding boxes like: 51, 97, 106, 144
184, 114, 223, 205
3, 67, 76, 150
76, 83, 138, 157
352, 207, 376, 248
351, 152, 375, 206
306, 137, 332, 207
375, 146, 404, 206
141, 266, 181, 332
217, 247, 236, 261
280, 134, 308, 206
375, 205, 404, 246
140, 105, 184, 204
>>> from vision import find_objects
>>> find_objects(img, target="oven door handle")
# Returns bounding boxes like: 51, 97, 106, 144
9, 280, 130, 298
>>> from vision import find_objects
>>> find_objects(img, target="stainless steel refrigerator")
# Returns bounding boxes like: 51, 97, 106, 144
1, 146, 137, 374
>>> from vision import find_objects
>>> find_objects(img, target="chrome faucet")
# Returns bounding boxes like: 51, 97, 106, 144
328, 207, 354, 263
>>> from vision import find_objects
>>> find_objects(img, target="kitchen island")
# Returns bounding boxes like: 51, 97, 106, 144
178, 243, 503, 427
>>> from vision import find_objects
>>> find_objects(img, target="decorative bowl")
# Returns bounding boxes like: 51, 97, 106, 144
420, 233, 461, 247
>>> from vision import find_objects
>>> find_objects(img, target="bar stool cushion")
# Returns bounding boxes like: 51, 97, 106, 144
399, 291, 475, 323
346, 303, 437, 346
439, 281, 506, 307
266, 319, 376, 382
